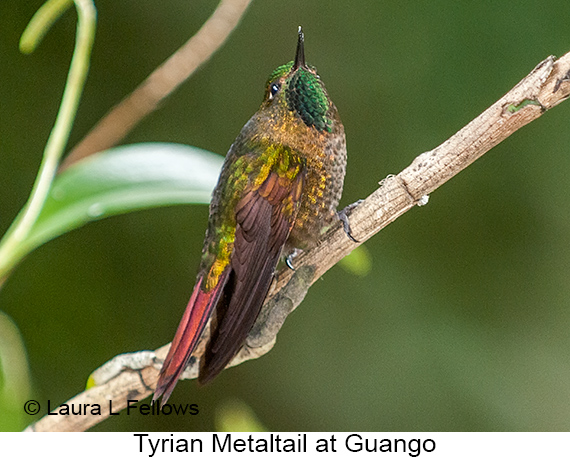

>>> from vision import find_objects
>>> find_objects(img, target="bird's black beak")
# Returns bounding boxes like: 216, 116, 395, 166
293, 26, 305, 70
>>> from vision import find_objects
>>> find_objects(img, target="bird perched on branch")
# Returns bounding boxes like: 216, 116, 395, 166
154, 27, 348, 404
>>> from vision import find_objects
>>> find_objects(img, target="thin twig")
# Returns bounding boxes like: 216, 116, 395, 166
24, 50, 570, 432
60, 0, 253, 170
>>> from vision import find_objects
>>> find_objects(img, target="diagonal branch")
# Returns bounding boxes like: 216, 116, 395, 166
59, 0, 253, 170
25, 51, 570, 432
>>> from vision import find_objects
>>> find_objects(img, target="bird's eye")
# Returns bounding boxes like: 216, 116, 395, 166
269, 83, 281, 98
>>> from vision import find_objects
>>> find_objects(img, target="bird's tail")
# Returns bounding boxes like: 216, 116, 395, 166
153, 271, 228, 404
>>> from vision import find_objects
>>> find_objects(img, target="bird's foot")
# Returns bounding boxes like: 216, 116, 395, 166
285, 248, 303, 271
337, 200, 363, 243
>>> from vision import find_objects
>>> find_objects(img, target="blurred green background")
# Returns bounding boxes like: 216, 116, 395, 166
2, 0, 570, 431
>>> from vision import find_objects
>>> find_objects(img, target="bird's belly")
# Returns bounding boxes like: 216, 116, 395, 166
287, 170, 343, 250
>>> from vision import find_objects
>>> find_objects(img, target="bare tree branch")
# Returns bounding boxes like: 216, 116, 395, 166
25, 51, 570, 432
59, 0, 253, 170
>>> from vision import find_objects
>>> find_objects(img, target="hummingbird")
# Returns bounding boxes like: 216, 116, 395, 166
153, 27, 347, 403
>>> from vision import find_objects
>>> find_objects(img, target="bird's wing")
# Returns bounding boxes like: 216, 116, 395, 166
154, 148, 305, 401
199, 161, 305, 384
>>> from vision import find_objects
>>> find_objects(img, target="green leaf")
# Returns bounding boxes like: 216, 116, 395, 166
0, 311, 32, 431
215, 399, 268, 432
338, 245, 373, 276
17, 142, 223, 261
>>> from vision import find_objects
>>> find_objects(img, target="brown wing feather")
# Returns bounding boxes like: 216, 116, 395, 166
198, 171, 304, 384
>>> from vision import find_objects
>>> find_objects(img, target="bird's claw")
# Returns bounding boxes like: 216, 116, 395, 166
337, 200, 362, 243
285, 248, 302, 271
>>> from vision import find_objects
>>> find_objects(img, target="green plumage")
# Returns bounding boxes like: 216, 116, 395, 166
267, 62, 294, 84
287, 67, 332, 132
